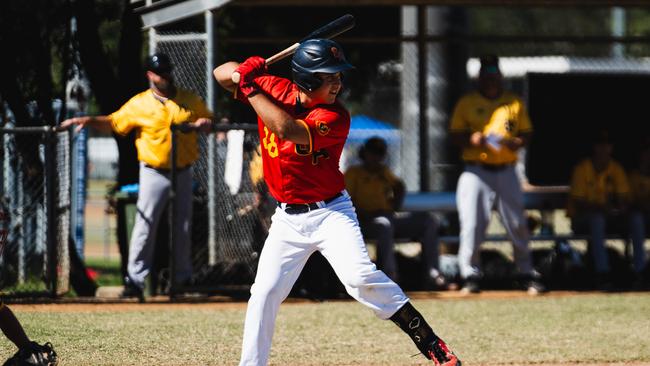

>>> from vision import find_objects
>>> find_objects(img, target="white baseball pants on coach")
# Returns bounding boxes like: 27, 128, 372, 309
239, 192, 409, 366
127, 163, 193, 289
456, 164, 534, 279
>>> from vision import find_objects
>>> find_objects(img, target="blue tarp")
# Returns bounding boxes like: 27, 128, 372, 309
350, 115, 397, 131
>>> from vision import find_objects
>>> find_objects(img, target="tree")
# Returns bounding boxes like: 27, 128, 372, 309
72, 0, 144, 187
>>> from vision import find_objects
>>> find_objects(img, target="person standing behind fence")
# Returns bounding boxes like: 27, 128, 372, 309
214, 38, 460, 366
60, 53, 213, 301
448, 55, 544, 295
568, 130, 646, 290
344, 136, 446, 290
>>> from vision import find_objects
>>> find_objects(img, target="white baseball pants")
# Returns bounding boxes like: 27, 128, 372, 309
239, 192, 409, 366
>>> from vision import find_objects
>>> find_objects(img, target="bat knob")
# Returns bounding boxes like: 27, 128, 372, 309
231, 72, 241, 84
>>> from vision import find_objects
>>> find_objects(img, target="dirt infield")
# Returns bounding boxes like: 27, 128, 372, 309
7, 289, 645, 313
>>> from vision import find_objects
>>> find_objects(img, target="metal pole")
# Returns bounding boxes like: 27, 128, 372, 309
169, 127, 178, 298
206, 10, 217, 266
45, 131, 58, 297
611, 7, 626, 58
418, 5, 430, 192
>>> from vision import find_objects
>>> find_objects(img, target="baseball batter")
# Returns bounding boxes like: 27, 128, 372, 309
449, 55, 543, 294
214, 39, 460, 366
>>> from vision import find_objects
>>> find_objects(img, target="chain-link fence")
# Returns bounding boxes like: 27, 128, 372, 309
147, 6, 650, 295
0, 126, 71, 298
151, 30, 264, 294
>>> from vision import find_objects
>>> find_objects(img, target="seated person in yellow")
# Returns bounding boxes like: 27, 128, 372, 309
568, 131, 646, 289
344, 137, 446, 289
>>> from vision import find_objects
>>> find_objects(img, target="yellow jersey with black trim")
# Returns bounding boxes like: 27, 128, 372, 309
110, 88, 212, 169
345, 164, 401, 213
449, 90, 533, 165
567, 159, 630, 217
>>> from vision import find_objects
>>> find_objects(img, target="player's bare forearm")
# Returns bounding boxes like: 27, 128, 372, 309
213, 62, 239, 93
248, 94, 310, 145
60, 115, 113, 134
0, 305, 31, 349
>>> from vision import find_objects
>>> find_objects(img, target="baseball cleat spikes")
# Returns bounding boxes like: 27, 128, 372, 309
427, 337, 461, 366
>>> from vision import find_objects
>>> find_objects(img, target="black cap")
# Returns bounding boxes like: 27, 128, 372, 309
145, 53, 173, 74
359, 136, 388, 160
479, 55, 501, 75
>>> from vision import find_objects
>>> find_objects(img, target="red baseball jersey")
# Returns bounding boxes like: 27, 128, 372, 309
237, 74, 350, 204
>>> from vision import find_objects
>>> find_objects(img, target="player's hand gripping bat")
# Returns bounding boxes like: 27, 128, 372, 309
231, 14, 355, 83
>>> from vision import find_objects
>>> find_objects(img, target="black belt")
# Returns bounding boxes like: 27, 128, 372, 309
278, 192, 343, 215
466, 162, 513, 172
144, 164, 191, 173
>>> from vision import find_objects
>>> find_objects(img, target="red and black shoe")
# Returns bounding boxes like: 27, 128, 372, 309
428, 337, 461, 366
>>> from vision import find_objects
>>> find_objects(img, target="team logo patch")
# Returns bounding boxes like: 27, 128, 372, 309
316, 121, 330, 136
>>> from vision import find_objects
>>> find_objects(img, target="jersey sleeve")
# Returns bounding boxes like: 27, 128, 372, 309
449, 96, 469, 133
515, 97, 533, 134
234, 74, 292, 105
300, 106, 349, 153
380, 166, 400, 186
109, 96, 140, 136
613, 163, 631, 195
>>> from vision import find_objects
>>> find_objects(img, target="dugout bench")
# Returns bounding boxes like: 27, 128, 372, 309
401, 186, 630, 245
394, 187, 640, 289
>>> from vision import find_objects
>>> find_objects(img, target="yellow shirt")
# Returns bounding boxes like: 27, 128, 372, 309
110, 89, 211, 169
449, 90, 533, 165
344, 165, 400, 213
628, 170, 650, 210
249, 145, 264, 186
568, 159, 630, 217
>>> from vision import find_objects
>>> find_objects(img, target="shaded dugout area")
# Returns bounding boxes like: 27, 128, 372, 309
528, 72, 650, 186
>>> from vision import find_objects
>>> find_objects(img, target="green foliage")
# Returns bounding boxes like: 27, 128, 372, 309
84, 257, 123, 287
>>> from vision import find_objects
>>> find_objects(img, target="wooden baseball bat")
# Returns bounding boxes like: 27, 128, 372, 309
231, 14, 355, 83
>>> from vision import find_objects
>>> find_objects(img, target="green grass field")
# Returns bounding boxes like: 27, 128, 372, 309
1, 293, 649, 365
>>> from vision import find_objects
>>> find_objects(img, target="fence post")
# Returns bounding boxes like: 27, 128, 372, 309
169, 126, 178, 298
44, 129, 58, 297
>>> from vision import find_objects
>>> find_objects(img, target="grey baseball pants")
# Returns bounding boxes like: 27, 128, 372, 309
127, 162, 193, 289
456, 164, 534, 279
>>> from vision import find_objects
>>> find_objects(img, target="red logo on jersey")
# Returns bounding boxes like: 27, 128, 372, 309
316, 121, 330, 136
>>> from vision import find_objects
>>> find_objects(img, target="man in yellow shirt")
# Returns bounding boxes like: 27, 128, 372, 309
61, 54, 213, 300
569, 131, 646, 289
449, 55, 543, 294
344, 137, 446, 289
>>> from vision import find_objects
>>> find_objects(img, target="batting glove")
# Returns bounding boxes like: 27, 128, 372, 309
236, 56, 267, 98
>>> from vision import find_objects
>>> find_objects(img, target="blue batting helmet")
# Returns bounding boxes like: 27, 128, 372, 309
291, 39, 354, 92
